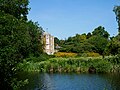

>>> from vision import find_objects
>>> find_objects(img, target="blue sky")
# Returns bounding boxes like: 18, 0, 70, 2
28, 0, 120, 39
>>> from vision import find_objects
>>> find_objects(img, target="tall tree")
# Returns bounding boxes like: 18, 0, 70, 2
113, 6, 120, 34
87, 36, 109, 55
0, 0, 44, 89
27, 21, 44, 56
106, 35, 120, 55
54, 37, 60, 45
0, 12, 31, 89
92, 26, 110, 39
0, 12, 43, 89
0, 0, 29, 20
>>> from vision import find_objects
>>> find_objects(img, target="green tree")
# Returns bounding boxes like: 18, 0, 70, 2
26, 21, 44, 56
71, 41, 95, 53
70, 34, 86, 43
54, 37, 60, 49
0, 12, 44, 89
87, 36, 109, 55
106, 35, 120, 55
87, 32, 92, 39
92, 26, 110, 39
0, 12, 31, 89
113, 6, 120, 34
0, 0, 29, 20
54, 37, 60, 44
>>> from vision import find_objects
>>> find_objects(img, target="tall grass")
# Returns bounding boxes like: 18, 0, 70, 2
18, 56, 120, 73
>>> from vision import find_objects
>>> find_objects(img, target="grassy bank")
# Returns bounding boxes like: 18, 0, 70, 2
19, 56, 120, 73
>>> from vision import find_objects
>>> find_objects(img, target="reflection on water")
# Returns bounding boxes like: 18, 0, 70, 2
20, 72, 120, 90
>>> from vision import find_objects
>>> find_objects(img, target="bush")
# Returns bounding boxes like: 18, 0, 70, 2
25, 54, 49, 62
92, 59, 112, 73
105, 55, 120, 64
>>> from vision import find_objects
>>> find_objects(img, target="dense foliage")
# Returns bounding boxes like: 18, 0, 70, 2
0, 0, 29, 20
113, 6, 120, 34
20, 56, 120, 73
54, 23, 120, 58
0, 0, 43, 89
112, 6, 120, 55
55, 26, 110, 56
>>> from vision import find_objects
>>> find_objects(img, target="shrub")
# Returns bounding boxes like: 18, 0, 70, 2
105, 55, 120, 64
92, 59, 112, 73
25, 54, 49, 62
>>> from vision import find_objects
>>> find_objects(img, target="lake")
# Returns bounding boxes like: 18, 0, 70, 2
20, 72, 120, 90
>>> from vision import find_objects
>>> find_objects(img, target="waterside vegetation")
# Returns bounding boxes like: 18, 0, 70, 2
19, 55, 120, 73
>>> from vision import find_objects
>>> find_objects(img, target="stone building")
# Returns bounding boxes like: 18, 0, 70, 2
42, 32, 54, 55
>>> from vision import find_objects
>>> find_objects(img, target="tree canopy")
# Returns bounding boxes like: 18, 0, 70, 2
55, 26, 110, 56
0, 0, 44, 89
113, 6, 120, 34
92, 26, 110, 39
0, 0, 29, 20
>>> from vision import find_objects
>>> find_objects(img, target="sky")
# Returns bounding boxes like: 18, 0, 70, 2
28, 0, 120, 39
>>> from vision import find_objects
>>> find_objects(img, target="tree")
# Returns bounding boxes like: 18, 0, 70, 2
92, 26, 110, 39
0, 0, 30, 88
106, 35, 120, 55
26, 21, 44, 56
0, 0, 45, 89
87, 36, 109, 55
87, 32, 92, 39
70, 41, 95, 53
113, 6, 120, 34
71, 34, 86, 43
0, 0, 29, 20
0, 12, 31, 89
54, 37, 60, 48
0, 13, 43, 89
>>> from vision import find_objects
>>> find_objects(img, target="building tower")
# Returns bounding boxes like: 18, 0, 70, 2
43, 32, 54, 55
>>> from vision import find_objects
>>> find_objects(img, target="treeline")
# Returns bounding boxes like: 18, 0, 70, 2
54, 6, 120, 57
55, 25, 120, 57
0, 0, 44, 89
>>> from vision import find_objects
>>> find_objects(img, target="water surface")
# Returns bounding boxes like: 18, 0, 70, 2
20, 72, 120, 90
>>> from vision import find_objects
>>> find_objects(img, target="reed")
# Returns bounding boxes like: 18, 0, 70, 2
19, 56, 120, 73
